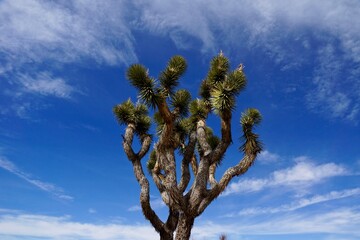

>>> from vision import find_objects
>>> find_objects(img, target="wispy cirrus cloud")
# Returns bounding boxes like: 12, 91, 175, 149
257, 150, 280, 164
17, 72, 75, 99
133, 0, 360, 122
128, 197, 165, 212
1, 207, 359, 240
0, 213, 157, 240
235, 188, 360, 216
0, 157, 73, 201
0, 0, 136, 117
0, 0, 136, 69
224, 156, 348, 195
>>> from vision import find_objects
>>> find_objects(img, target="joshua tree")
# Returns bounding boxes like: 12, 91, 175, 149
114, 52, 262, 240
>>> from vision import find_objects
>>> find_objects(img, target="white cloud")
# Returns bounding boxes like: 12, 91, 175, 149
0, 0, 136, 68
0, 0, 137, 117
224, 156, 348, 195
128, 197, 165, 212
194, 208, 360, 239
18, 72, 75, 99
0, 157, 73, 201
1, 207, 359, 240
133, 0, 360, 122
257, 150, 280, 164
306, 44, 359, 121
237, 188, 360, 216
0, 213, 157, 240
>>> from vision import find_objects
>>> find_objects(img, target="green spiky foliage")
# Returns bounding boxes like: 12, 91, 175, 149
159, 55, 187, 96
127, 64, 159, 108
147, 150, 157, 174
200, 54, 247, 117
189, 99, 209, 121
113, 99, 151, 136
207, 54, 229, 85
115, 53, 263, 240
240, 108, 263, 155
171, 89, 191, 117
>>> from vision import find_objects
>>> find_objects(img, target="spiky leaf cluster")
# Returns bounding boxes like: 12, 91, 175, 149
199, 53, 247, 116
146, 150, 157, 174
170, 89, 191, 117
159, 56, 187, 95
113, 99, 151, 136
207, 54, 229, 85
189, 99, 209, 121
240, 108, 263, 155
126, 64, 159, 108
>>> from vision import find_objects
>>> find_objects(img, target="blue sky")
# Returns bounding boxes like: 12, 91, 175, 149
0, 0, 360, 239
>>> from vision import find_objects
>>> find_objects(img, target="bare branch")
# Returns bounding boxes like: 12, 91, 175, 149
137, 135, 152, 159
122, 124, 137, 161
208, 163, 218, 187
178, 131, 197, 193
196, 120, 212, 156
190, 155, 198, 176
211, 115, 232, 165
197, 154, 256, 216
132, 159, 165, 232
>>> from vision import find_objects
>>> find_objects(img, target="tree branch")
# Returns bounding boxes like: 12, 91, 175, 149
211, 114, 232, 165
197, 154, 256, 216
132, 159, 165, 233
122, 124, 137, 161
178, 131, 197, 193
137, 135, 152, 159
196, 119, 212, 156
208, 163, 218, 187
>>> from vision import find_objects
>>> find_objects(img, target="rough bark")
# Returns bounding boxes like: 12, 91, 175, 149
118, 56, 261, 240
175, 214, 194, 240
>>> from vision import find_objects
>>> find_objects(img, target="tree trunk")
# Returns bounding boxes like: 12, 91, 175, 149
160, 230, 173, 240
175, 214, 194, 240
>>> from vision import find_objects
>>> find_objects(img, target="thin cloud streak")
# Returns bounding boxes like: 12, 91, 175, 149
257, 150, 280, 164
1, 208, 359, 239
236, 188, 360, 216
224, 156, 348, 195
0, 213, 157, 240
133, 0, 360, 122
0, 157, 73, 201
17, 72, 75, 99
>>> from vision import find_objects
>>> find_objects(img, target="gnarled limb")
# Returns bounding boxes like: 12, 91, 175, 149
197, 154, 256, 216
122, 125, 165, 233
178, 131, 197, 193
208, 163, 218, 187
196, 119, 212, 156
211, 114, 232, 165
132, 159, 165, 232
122, 124, 137, 161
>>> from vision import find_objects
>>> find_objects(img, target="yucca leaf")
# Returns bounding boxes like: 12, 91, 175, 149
159, 55, 187, 95
171, 89, 191, 117
138, 85, 159, 109
240, 108, 262, 127
189, 99, 209, 120
211, 86, 236, 115
135, 115, 151, 136
223, 70, 247, 96
199, 79, 212, 100
207, 54, 229, 85
113, 99, 136, 125
127, 64, 153, 89
240, 108, 263, 155
146, 150, 157, 174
